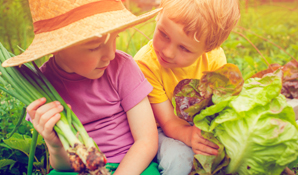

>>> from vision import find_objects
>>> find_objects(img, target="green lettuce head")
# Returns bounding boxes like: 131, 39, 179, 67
194, 70, 298, 175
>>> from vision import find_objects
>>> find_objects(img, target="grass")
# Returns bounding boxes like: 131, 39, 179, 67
223, 1, 298, 79
0, 1, 298, 174
118, 1, 298, 80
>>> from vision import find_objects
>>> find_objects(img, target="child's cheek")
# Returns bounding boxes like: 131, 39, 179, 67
153, 37, 161, 52
80, 61, 97, 72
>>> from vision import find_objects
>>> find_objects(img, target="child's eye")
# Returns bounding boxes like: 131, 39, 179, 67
89, 45, 102, 51
159, 30, 169, 39
180, 46, 190, 53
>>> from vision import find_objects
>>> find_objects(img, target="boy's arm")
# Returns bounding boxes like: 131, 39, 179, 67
152, 99, 219, 155
114, 97, 158, 175
27, 98, 72, 171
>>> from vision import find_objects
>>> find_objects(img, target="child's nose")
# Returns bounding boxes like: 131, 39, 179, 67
101, 51, 115, 61
101, 45, 115, 61
162, 44, 175, 59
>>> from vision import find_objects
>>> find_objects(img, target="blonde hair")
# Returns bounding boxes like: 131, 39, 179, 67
158, 0, 240, 52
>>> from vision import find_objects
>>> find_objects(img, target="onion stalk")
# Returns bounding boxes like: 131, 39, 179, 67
0, 42, 109, 175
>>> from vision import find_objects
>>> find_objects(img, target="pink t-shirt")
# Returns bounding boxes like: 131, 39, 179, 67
27, 50, 153, 163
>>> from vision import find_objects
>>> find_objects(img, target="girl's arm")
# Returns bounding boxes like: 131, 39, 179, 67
151, 99, 218, 155
113, 96, 158, 175
27, 98, 72, 171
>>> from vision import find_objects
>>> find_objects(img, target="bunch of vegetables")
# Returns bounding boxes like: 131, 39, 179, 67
173, 64, 298, 175
0, 42, 109, 175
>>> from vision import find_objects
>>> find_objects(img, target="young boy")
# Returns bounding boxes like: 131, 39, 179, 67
134, 0, 240, 174
2, 0, 161, 174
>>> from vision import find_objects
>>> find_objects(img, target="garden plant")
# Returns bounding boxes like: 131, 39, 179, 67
0, 0, 298, 174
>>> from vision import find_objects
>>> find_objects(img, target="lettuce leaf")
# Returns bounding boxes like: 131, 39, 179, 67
194, 70, 298, 175
251, 59, 298, 99
172, 63, 244, 122
281, 59, 298, 99
189, 131, 230, 175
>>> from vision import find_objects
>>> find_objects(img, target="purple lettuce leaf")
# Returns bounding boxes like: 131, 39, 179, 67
172, 64, 244, 122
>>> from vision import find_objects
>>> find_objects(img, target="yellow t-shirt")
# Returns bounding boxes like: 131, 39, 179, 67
134, 40, 227, 104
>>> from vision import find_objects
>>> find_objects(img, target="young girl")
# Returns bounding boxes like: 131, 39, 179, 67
2, 0, 161, 174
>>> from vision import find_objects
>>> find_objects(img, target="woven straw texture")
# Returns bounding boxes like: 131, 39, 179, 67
2, 0, 161, 67
30, 0, 101, 21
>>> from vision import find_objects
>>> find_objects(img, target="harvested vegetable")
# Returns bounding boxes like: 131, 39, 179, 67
173, 64, 298, 175
0, 42, 109, 175
172, 63, 244, 122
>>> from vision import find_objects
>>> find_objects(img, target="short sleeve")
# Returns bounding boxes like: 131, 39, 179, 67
134, 42, 168, 104
207, 47, 227, 71
116, 52, 153, 112
25, 113, 31, 121
136, 60, 168, 104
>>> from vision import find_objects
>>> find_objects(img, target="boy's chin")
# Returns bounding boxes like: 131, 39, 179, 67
156, 56, 170, 68
157, 59, 176, 69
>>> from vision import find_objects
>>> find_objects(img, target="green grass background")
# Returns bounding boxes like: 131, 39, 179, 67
0, 0, 298, 174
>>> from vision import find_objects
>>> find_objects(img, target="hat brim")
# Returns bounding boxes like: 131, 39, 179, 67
2, 8, 161, 67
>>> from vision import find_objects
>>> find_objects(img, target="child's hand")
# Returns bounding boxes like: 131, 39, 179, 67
190, 125, 219, 155
27, 97, 64, 149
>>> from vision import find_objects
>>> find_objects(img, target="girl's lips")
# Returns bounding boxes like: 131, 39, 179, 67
97, 65, 108, 70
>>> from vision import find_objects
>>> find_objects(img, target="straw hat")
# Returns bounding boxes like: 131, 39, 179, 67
2, 0, 161, 67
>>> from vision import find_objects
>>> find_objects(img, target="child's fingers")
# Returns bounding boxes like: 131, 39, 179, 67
40, 114, 63, 148
44, 113, 61, 130
192, 126, 219, 149
27, 99, 63, 148
42, 113, 61, 139
191, 126, 219, 155
35, 101, 61, 117
27, 97, 47, 119
35, 107, 62, 142
193, 149, 213, 156
38, 105, 64, 129
33, 101, 61, 123
192, 142, 218, 155
198, 136, 219, 149
30, 101, 62, 135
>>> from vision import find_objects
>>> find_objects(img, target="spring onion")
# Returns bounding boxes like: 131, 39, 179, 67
0, 42, 109, 175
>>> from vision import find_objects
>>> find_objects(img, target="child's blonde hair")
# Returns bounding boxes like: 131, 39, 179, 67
158, 0, 240, 52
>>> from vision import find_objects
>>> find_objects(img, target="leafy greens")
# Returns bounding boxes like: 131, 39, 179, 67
173, 64, 298, 175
